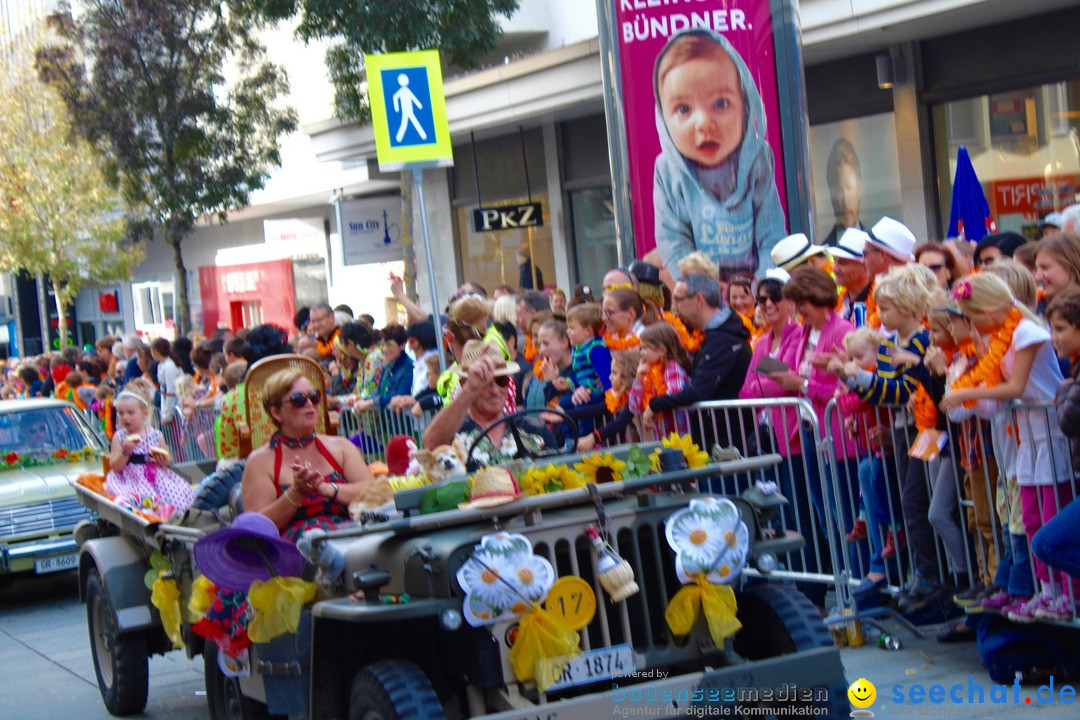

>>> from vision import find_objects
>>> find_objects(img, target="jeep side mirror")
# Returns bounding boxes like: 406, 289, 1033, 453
353, 568, 391, 604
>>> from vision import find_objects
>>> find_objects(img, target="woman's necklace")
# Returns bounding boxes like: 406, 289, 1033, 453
273, 432, 316, 449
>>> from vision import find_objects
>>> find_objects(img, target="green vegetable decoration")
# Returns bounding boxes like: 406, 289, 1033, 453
623, 446, 654, 479
420, 480, 471, 514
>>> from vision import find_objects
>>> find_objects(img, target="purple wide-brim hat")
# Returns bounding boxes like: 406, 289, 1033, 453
193, 512, 306, 590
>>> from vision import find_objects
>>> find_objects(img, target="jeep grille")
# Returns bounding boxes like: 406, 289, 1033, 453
0, 497, 95, 540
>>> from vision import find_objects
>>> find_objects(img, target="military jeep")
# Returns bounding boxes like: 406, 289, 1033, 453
72, 424, 850, 720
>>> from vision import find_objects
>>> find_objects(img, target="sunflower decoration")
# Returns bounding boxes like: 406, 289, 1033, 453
574, 452, 626, 485
650, 433, 709, 471
520, 464, 586, 496
456, 532, 554, 627
665, 497, 749, 585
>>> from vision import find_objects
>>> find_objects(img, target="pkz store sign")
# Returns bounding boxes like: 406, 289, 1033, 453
471, 202, 544, 232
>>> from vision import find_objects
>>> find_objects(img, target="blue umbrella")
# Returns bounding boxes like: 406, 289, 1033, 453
947, 145, 995, 243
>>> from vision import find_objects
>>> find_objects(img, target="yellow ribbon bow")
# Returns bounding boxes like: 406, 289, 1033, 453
150, 575, 183, 649
247, 576, 316, 643
509, 603, 581, 691
664, 575, 741, 648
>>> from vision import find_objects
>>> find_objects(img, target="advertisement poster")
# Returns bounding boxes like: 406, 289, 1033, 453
613, 1, 790, 278
340, 196, 403, 266
808, 113, 903, 246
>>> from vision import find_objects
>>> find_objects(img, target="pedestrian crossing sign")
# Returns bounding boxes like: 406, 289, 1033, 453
366, 50, 454, 171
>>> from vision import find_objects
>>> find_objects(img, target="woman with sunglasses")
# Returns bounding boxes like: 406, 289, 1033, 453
242, 367, 377, 542
915, 241, 959, 290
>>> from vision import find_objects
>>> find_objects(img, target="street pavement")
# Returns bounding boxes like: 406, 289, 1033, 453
0, 572, 1069, 719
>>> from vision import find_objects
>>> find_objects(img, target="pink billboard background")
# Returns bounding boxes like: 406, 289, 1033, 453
614, 0, 789, 267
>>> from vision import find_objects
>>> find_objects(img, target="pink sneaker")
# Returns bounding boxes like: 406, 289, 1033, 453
980, 590, 1015, 611
1006, 595, 1045, 624
1033, 595, 1076, 621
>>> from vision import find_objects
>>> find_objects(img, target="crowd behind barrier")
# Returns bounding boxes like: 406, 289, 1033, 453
126, 392, 1080, 630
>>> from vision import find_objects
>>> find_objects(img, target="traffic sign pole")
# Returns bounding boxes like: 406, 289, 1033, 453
413, 168, 447, 374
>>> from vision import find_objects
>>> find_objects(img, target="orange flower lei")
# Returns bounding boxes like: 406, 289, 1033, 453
949, 305, 1023, 407
662, 311, 704, 353
912, 383, 938, 431
640, 361, 667, 409
737, 310, 756, 337
524, 336, 538, 363
866, 281, 880, 329
605, 388, 627, 414
604, 331, 640, 351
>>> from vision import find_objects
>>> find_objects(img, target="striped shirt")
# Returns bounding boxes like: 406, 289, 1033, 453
851, 328, 931, 406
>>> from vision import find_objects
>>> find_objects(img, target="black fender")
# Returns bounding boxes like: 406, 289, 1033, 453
79, 535, 157, 634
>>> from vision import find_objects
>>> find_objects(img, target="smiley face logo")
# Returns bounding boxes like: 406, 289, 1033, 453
848, 678, 876, 713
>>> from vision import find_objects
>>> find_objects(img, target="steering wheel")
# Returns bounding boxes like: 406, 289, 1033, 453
466, 407, 579, 465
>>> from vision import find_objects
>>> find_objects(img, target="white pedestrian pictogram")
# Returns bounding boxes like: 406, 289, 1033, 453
392, 73, 427, 142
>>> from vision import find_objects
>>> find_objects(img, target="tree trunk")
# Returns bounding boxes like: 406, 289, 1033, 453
168, 227, 191, 338
52, 278, 68, 350
400, 171, 418, 302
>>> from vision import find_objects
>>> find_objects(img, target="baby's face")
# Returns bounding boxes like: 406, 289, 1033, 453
659, 53, 744, 168
848, 340, 877, 369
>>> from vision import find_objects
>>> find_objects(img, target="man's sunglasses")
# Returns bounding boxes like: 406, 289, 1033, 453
461, 375, 510, 388
26, 424, 48, 434
284, 390, 322, 409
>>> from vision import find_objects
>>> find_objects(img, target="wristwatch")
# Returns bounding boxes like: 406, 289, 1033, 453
801, 379, 809, 394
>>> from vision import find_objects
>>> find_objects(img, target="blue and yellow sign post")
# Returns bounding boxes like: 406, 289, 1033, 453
365, 50, 454, 370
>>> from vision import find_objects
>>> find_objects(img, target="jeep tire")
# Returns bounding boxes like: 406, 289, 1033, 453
348, 659, 445, 720
86, 568, 149, 716
734, 583, 851, 716
204, 643, 280, 720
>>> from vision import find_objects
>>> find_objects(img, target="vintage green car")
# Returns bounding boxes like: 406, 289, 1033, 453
0, 399, 106, 580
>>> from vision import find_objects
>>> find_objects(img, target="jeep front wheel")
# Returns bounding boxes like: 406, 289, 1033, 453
204, 643, 278, 720
86, 568, 149, 716
348, 659, 445, 720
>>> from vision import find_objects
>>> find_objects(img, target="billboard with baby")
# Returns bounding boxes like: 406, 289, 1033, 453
611, 0, 803, 278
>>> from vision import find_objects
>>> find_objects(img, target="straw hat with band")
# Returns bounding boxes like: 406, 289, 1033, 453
867, 216, 917, 262
828, 227, 869, 261
459, 467, 523, 509
193, 512, 306, 589
453, 340, 520, 379
770, 233, 828, 271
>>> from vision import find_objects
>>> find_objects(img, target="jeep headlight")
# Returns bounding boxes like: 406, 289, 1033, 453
440, 607, 463, 631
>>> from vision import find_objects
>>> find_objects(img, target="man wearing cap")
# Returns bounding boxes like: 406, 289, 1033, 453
648, 273, 752, 446
863, 216, 917, 329
1039, 211, 1064, 239
829, 227, 872, 322
770, 233, 830, 273
422, 340, 555, 469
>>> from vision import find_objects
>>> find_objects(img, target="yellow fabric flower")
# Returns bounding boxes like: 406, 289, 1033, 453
188, 574, 218, 621
150, 576, 183, 649
247, 577, 316, 643
574, 452, 626, 484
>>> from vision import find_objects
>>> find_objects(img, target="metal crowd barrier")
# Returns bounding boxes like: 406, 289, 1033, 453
821, 398, 1080, 627
159, 407, 219, 464
336, 406, 438, 466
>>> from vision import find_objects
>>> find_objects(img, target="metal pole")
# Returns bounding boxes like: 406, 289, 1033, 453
593, 0, 636, 266
413, 167, 447, 373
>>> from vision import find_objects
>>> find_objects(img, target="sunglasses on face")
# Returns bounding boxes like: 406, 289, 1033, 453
284, 390, 322, 409
464, 375, 510, 388
757, 290, 783, 305
26, 424, 47, 434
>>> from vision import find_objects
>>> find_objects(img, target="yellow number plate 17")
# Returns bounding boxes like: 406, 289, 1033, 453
545, 576, 596, 631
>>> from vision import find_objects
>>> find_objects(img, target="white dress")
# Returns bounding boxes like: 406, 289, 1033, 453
1001, 319, 1070, 486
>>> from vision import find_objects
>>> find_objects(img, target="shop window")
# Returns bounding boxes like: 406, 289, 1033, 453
569, 187, 618, 290
808, 113, 904, 246
933, 78, 1080, 237
454, 196, 554, 293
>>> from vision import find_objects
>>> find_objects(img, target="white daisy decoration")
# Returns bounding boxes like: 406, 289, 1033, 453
457, 532, 555, 626
665, 497, 749, 585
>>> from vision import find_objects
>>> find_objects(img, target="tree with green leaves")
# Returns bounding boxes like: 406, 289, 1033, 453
250, 0, 519, 300
38, 1, 297, 336
0, 35, 141, 350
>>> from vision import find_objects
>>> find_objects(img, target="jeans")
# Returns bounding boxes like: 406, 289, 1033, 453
993, 531, 1035, 598
859, 454, 904, 575
1032, 497, 1080, 580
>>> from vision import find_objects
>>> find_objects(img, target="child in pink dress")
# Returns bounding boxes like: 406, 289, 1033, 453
105, 379, 195, 520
